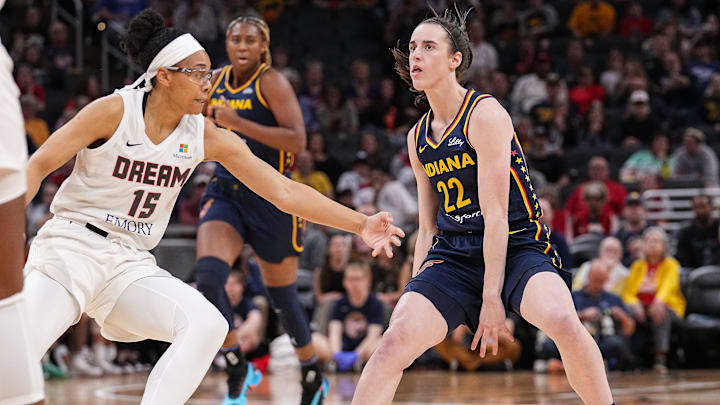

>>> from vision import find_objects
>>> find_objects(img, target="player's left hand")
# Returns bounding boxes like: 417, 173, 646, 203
472, 295, 514, 358
207, 96, 238, 130
359, 212, 405, 258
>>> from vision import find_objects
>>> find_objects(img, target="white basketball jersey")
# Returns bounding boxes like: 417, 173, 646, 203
51, 90, 205, 250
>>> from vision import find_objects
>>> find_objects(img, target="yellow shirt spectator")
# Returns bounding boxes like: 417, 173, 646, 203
568, 0, 616, 37
622, 256, 686, 317
292, 171, 334, 198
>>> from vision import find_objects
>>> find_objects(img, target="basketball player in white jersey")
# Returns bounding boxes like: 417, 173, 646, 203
17, 9, 404, 405
0, 0, 45, 403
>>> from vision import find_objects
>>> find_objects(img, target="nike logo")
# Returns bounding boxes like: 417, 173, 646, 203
215, 88, 226, 94
126, 141, 142, 147
419, 145, 428, 153
509, 228, 527, 235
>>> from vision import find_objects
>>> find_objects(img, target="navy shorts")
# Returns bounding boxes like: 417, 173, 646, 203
404, 231, 572, 334
199, 176, 305, 263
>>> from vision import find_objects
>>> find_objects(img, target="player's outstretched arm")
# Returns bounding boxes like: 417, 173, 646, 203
204, 119, 404, 257
25, 94, 124, 204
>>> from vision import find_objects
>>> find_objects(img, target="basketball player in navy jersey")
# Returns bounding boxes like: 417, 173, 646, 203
351, 8, 615, 405
12, 9, 403, 405
195, 16, 328, 405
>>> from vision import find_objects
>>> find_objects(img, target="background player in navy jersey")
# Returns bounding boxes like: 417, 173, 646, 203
194, 15, 329, 405
14, 9, 403, 405
351, 8, 614, 405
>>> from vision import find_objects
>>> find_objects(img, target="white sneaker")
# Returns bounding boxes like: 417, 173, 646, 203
53, 344, 70, 374
70, 354, 104, 377
93, 343, 123, 375
97, 358, 123, 375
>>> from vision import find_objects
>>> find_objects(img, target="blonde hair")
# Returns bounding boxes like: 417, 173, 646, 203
227, 16, 272, 66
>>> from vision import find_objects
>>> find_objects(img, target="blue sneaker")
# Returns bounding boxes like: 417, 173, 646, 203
221, 362, 263, 405
300, 369, 329, 405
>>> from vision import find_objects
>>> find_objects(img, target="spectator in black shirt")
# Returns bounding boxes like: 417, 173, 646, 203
620, 90, 661, 147
614, 192, 651, 267
675, 195, 720, 269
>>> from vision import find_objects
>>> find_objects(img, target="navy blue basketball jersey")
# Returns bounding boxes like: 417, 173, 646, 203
414, 90, 546, 239
209, 63, 294, 179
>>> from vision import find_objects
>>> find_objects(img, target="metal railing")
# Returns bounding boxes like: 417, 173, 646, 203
643, 188, 720, 232
50, 0, 83, 71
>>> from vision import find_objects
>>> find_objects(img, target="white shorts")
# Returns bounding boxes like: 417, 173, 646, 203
24, 217, 174, 341
0, 42, 27, 205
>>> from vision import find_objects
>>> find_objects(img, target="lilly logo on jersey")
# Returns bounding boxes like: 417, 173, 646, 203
447, 137, 464, 148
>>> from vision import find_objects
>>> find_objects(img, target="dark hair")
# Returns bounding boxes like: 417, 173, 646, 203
227, 16, 272, 66
121, 9, 185, 71
391, 5, 473, 104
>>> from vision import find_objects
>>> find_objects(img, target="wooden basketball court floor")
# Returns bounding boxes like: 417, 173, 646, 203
44, 369, 720, 404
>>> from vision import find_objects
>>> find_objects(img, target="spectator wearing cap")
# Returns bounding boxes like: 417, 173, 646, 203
674, 195, 720, 269
671, 127, 719, 188
292, 151, 334, 198
565, 156, 627, 219
614, 192, 652, 267
622, 227, 685, 373
568, 0, 616, 38
510, 51, 553, 115
620, 132, 675, 184
571, 181, 618, 237
518, 0, 559, 37
620, 90, 661, 147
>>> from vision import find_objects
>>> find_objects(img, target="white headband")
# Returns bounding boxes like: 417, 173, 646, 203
116, 33, 204, 93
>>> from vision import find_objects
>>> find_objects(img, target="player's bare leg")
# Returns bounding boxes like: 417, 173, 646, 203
351, 292, 447, 405
520, 272, 614, 405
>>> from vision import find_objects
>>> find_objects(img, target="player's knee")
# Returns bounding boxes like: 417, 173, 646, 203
541, 309, 582, 341
189, 304, 229, 348
374, 323, 417, 365
195, 257, 230, 301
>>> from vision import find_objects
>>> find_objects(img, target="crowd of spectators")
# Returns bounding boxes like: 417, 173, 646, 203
3, 0, 720, 377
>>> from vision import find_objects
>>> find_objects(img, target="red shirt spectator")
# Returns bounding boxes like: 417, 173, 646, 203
568, 66, 606, 115
565, 156, 627, 218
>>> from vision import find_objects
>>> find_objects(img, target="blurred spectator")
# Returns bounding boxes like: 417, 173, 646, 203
698, 73, 720, 132
511, 52, 552, 115
620, 90, 661, 147
337, 152, 371, 195
307, 133, 344, 185
490, 70, 511, 108
655, 0, 703, 39
568, 66, 605, 116
218, 0, 261, 33
518, 0, 558, 37
539, 197, 572, 268
643, 33, 673, 84
368, 169, 417, 231
489, 2, 519, 43
619, 133, 674, 184
292, 150, 334, 198
346, 59, 376, 123
45, 22, 74, 75
315, 233, 350, 306
600, 49, 624, 100
370, 246, 409, 307
674, 195, 720, 269
687, 41, 719, 91
15, 63, 44, 109
568, 0, 616, 38
172, 0, 219, 43
527, 130, 566, 185
316, 83, 359, 142
467, 20, 498, 75
26, 181, 58, 237
565, 156, 627, 219
366, 78, 410, 134
528, 73, 569, 150
571, 181, 618, 237
619, 2, 653, 42
615, 58, 650, 105
178, 174, 210, 225
622, 227, 686, 373
658, 51, 696, 110
671, 127, 719, 187
614, 192, 651, 267
573, 237, 629, 294
322, 262, 384, 371
225, 269, 264, 355
21, 94, 50, 152
577, 100, 611, 149
358, 132, 389, 172
556, 38, 587, 88
20, 36, 47, 87
12, 6, 45, 40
